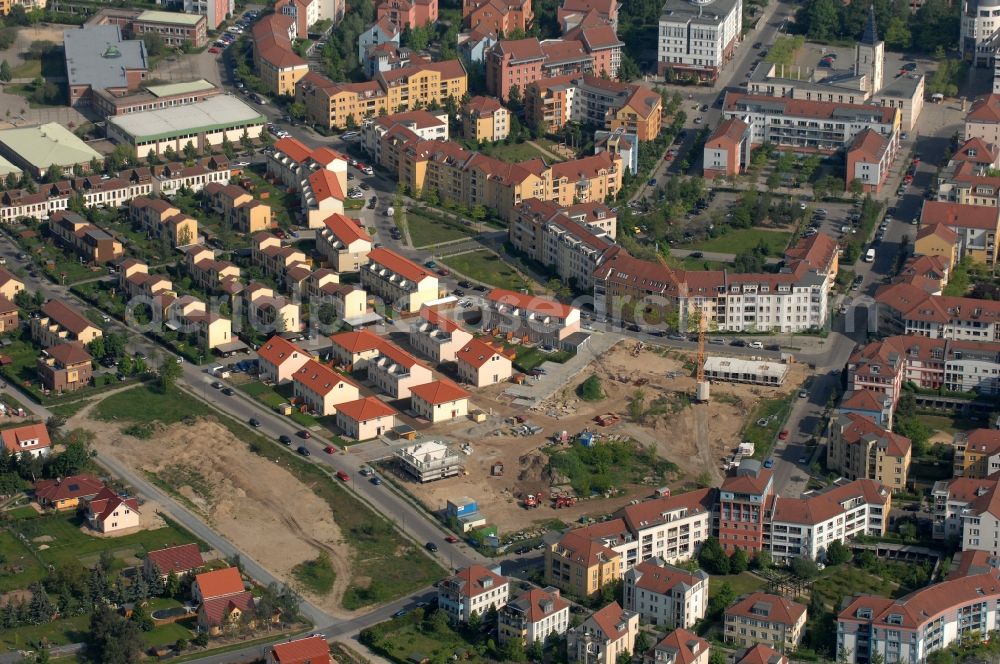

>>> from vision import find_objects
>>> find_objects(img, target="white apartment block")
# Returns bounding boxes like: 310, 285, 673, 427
409, 307, 473, 363
482, 288, 581, 345
616, 488, 715, 569
366, 344, 432, 399
622, 557, 708, 629
360, 247, 440, 313
498, 587, 570, 645
438, 565, 509, 623
362, 109, 449, 164
962, 0, 1000, 67
657, 0, 742, 79
932, 475, 1000, 553
567, 602, 639, 664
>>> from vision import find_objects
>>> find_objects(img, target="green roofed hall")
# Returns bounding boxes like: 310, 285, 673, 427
0, 122, 102, 178
145, 79, 216, 97
0, 155, 22, 177
136, 10, 205, 25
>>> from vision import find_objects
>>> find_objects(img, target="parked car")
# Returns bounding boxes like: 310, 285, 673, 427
279, 435, 292, 445
249, 418, 261, 427
297, 446, 311, 456
444, 535, 459, 543
222, 387, 234, 396
425, 542, 439, 552
747, 341, 764, 349
298, 429, 311, 439
778, 430, 789, 440
763, 458, 774, 468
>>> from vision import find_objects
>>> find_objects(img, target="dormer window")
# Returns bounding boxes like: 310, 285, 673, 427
887, 614, 902, 625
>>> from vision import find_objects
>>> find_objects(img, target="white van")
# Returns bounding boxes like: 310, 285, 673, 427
864, 247, 876, 262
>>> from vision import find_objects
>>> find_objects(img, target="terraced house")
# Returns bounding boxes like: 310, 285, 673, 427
48, 211, 124, 264
204, 183, 272, 234
129, 197, 199, 247
31, 300, 102, 349
360, 247, 440, 313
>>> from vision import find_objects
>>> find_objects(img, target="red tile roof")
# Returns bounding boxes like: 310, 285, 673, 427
0, 267, 24, 289
464, 95, 504, 117
456, 338, 508, 369
725, 92, 898, 124
617, 488, 715, 532
1, 423, 52, 455
493, 37, 545, 61
252, 13, 307, 69
838, 412, 911, 458
967, 93, 1000, 123
41, 300, 97, 336
195, 567, 244, 600
273, 136, 312, 163
920, 200, 1000, 230
630, 558, 706, 595
293, 359, 358, 396
445, 564, 508, 598
588, 601, 633, 640
146, 543, 205, 576
322, 212, 372, 244
335, 396, 398, 422
966, 428, 1000, 457
707, 118, 748, 146
552, 529, 620, 566
951, 137, 999, 165
506, 588, 568, 623
34, 474, 104, 503
848, 128, 890, 161
379, 59, 467, 86
653, 629, 709, 664
86, 486, 140, 524
487, 288, 576, 318
725, 593, 806, 626
916, 221, 958, 244
271, 635, 333, 664
550, 151, 615, 181
409, 379, 470, 405
784, 233, 838, 272
720, 468, 773, 496
737, 644, 787, 664
330, 329, 386, 354
368, 247, 435, 283
46, 342, 92, 366
200, 591, 255, 627
419, 306, 462, 333
840, 389, 888, 412
375, 341, 423, 369
257, 335, 309, 368
307, 169, 345, 203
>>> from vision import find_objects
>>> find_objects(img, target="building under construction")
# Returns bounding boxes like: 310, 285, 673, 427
702, 357, 789, 386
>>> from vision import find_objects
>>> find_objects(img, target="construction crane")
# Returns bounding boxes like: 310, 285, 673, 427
655, 252, 710, 402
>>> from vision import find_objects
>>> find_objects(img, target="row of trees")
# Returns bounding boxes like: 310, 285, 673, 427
795, 0, 958, 55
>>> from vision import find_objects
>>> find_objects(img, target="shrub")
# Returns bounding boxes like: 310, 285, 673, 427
577, 375, 604, 401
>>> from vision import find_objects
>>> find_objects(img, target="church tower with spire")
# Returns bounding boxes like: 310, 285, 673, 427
855, 5, 885, 95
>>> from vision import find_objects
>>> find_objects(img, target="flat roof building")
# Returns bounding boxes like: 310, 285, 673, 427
106, 96, 265, 158
64, 25, 149, 107
703, 357, 789, 386
93, 79, 221, 118
0, 123, 102, 179
395, 440, 463, 483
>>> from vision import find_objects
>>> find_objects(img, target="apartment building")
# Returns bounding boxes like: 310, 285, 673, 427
966, 94, 1000, 145
498, 587, 569, 646
409, 306, 473, 363
567, 602, 638, 664
482, 288, 581, 345
203, 183, 272, 234
251, 14, 309, 96
31, 300, 102, 349
847, 128, 895, 194
723, 593, 806, 653
0, 296, 18, 334
838, 389, 894, 429
366, 343, 433, 399
931, 472, 1000, 551
703, 118, 752, 179
37, 342, 93, 393
616, 487, 716, 567
183, 0, 231, 29
358, 16, 401, 60
545, 525, 625, 596
508, 198, 617, 291
827, 413, 912, 492
292, 359, 361, 415
129, 197, 198, 248
525, 75, 662, 141
362, 109, 449, 164
550, 151, 622, 206
622, 558, 708, 629
486, 37, 592, 100
954, 429, 1000, 478
463, 96, 510, 142
361, 247, 440, 313
734, 645, 786, 664
274, 0, 321, 36
376, 0, 437, 29
914, 223, 960, 272
656, 0, 741, 81
645, 630, 709, 664
717, 461, 773, 555
767, 480, 891, 564
438, 564, 509, 623
892, 253, 951, 296
920, 200, 999, 266
837, 569, 1000, 664
557, 0, 618, 32
723, 92, 899, 155
847, 338, 906, 414
267, 137, 348, 196
296, 59, 467, 129
315, 213, 372, 273
257, 335, 311, 384
456, 338, 513, 387
463, 0, 532, 36
86, 8, 209, 48
874, 282, 1000, 342
48, 211, 123, 264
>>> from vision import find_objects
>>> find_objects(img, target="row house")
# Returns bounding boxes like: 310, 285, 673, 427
509, 198, 617, 290
360, 247, 440, 313
31, 300, 102, 349
295, 59, 467, 130
481, 287, 581, 346
316, 213, 372, 272
622, 557, 708, 629
257, 335, 311, 384
361, 109, 449, 165
525, 75, 661, 142
827, 413, 912, 493
119, 259, 174, 300
409, 306, 473, 363
203, 183, 273, 234
252, 233, 309, 283
266, 137, 348, 199
366, 342, 433, 398
920, 200, 999, 267
838, 569, 1000, 664
37, 342, 93, 394
498, 587, 569, 646
185, 246, 242, 293
292, 359, 361, 415
329, 329, 386, 370
305, 271, 369, 324
165, 296, 233, 350
724, 593, 806, 654
874, 282, 1000, 342
129, 197, 199, 248
438, 564, 510, 623
301, 169, 346, 228
954, 428, 1000, 479
251, 13, 309, 96
242, 283, 301, 334
48, 211, 124, 264
567, 602, 638, 664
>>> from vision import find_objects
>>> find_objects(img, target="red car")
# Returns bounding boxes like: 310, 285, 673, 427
904, 174, 914, 184
208, 47, 220, 54
324, 445, 336, 454
778, 430, 789, 440
444, 535, 459, 543
437, 268, 450, 276
298, 429, 311, 439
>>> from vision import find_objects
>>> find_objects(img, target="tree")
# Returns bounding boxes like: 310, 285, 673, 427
869, 650, 885, 664
708, 581, 735, 617
825, 540, 852, 565
634, 630, 651, 655
240, 130, 253, 153
129, 603, 154, 632
752, 550, 772, 570
0, 60, 10, 82
27, 583, 54, 624
729, 548, 749, 574
163, 145, 178, 163
45, 437, 92, 478
616, 652, 631, 664
618, 53, 641, 82
849, 178, 864, 199
46, 164, 63, 183
507, 85, 523, 112
791, 555, 819, 579
88, 605, 144, 664
158, 357, 182, 393
88, 337, 106, 361
698, 536, 730, 575
142, 33, 167, 56
182, 141, 198, 162
222, 135, 236, 160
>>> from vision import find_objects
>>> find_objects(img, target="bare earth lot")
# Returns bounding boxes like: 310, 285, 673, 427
401, 342, 806, 534
67, 402, 356, 617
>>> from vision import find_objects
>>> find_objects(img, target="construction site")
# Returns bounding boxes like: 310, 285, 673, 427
397, 339, 808, 537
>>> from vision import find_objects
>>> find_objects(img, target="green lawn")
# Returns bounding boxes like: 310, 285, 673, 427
744, 393, 796, 461
293, 553, 336, 594
0, 530, 47, 592
679, 257, 731, 271
48, 398, 94, 419
8, 513, 200, 567
811, 564, 898, 610
708, 572, 767, 600
364, 612, 491, 664
94, 385, 212, 424
680, 228, 793, 255
0, 614, 90, 648
442, 250, 529, 291
4, 506, 40, 520
144, 620, 194, 648
509, 345, 574, 372
480, 140, 555, 163
917, 414, 982, 436
405, 210, 476, 247
238, 381, 340, 430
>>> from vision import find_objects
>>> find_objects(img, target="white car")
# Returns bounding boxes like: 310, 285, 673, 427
747, 341, 764, 349
234, 160, 250, 167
